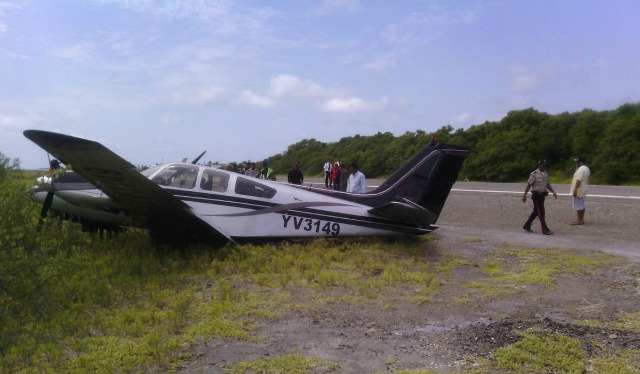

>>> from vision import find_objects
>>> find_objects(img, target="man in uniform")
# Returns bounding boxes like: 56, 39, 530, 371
258, 159, 276, 181
522, 159, 557, 235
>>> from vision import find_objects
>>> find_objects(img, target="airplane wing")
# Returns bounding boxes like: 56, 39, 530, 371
368, 199, 437, 229
23, 130, 232, 244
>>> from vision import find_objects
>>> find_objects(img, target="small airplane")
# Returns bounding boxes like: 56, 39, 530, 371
24, 130, 468, 245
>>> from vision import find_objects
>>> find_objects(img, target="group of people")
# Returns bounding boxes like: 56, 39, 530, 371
521, 155, 591, 235
323, 160, 367, 193
228, 160, 276, 181
223, 158, 367, 193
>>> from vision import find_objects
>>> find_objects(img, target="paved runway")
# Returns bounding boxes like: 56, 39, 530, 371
301, 177, 640, 200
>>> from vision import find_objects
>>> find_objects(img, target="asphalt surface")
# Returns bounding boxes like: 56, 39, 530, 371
302, 177, 640, 199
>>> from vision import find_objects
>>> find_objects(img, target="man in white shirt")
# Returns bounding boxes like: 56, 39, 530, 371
346, 162, 367, 193
323, 160, 331, 188
571, 155, 591, 225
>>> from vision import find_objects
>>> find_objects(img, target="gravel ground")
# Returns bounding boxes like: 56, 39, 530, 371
180, 190, 640, 373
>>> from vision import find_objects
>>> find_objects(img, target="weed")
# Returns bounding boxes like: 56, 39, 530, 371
494, 329, 587, 373
227, 353, 339, 374
591, 348, 640, 373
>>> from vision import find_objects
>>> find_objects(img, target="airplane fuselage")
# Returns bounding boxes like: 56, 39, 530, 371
37, 163, 434, 242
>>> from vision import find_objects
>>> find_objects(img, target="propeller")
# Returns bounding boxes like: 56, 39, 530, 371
39, 158, 61, 219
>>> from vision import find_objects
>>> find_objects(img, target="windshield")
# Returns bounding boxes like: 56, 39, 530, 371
150, 164, 200, 189
141, 164, 164, 178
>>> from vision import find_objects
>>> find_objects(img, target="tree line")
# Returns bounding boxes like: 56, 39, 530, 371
267, 103, 640, 185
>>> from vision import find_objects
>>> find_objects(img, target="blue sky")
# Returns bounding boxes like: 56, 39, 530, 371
2, 0, 639, 169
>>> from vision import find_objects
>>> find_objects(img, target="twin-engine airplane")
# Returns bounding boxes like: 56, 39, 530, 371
24, 130, 468, 245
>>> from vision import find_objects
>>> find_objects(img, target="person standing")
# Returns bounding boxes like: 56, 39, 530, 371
339, 163, 349, 191
287, 163, 304, 185
330, 161, 341, 190
346, 162, 367, 193
323, 160, 332, 188
245, 162, 258, 177
522, 159, 557, 235
258, 159, 276, 181
571, 155, 591, 225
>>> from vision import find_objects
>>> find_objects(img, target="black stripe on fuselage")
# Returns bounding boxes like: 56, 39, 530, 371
169, 189, 431, 235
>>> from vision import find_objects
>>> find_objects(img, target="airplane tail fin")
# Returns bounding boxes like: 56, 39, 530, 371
366, 142, 468, 227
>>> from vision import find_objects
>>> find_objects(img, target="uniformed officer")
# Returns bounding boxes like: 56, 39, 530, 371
522, 159, 557, 235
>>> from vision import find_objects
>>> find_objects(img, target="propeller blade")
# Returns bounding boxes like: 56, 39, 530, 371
40, 191, 54, 218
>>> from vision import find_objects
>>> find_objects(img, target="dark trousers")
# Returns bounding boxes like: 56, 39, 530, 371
325, 171, 330, 187
524, 192, 550, 233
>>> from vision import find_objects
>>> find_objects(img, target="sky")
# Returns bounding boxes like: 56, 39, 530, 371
1, 0, 639, 169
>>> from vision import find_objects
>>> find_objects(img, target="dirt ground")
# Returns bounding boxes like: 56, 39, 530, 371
180, 192, 640, 373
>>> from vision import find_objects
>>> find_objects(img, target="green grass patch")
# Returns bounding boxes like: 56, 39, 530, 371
591, 348, 640, 373
491, 329, 640, 374
580, 312, 640, 333
494, 330, 587, 373
483, 247, 624, 288
227, 353, 340, 374
1, 230, 464, 372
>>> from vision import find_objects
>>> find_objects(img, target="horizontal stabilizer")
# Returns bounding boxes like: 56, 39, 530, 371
368, 199, 437, 228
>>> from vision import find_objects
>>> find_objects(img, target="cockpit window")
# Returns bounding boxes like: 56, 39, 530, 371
141, 164, 164, 178
151, 165, 199, 189
200, 169, 229, 192
235, 177, 277, 199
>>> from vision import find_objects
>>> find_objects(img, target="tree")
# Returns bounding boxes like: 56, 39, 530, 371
593, 105, 640, 184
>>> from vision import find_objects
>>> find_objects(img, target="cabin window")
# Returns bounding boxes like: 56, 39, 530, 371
235, 177, 277, 199
200, 170, 229, 192
151, 165, 199, 189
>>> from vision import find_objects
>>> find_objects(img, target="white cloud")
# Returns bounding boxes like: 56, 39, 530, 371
507, 65, 539, 92
53, 42, 96, 62
321, 96, 388, 113
0, 2, 20, 35
240, 74, 390, 113
239, 90, 275, 108
364, 54, 395, 71
408, 6, 479, 26
171, 85, 227, 106
268, 74, 325, 98
110, 0, 277, 38
0, 109, 40, 135
161, 113, 181, 124
314, 0, 362, 15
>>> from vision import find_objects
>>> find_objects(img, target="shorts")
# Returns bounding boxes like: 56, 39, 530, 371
573, 196, 585, 210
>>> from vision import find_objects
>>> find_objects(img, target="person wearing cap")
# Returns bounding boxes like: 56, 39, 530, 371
522, 159, 557, 235
287, 162, 304, 185
258, 159, 276, 181
346, 162, 367, 193
570, 155, 590, 225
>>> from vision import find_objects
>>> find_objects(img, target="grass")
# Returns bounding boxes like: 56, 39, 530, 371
494, 329, 587, 373
579, 312, 640, 333
1, 185, 637, 374
492, 329, 640, 374
228, 354, 340, 374
460, 247, 626, 300
0, 231, 466, 372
